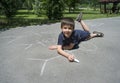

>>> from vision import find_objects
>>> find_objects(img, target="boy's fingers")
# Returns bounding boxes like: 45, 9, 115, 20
68, 55, 75, 62
70, 57, 74, 62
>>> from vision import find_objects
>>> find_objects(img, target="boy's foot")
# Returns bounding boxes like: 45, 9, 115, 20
93, 31, 104, 37
76, 12, 82, 22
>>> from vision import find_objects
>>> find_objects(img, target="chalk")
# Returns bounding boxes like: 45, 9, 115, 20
74, 58, 79, 63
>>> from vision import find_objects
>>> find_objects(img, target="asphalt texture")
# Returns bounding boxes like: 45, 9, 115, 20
0, 17, 120, 83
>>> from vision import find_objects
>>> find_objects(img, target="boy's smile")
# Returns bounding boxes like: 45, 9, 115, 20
61, 25, 74, 38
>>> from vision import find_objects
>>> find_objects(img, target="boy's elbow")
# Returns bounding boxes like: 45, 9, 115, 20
56, 45, 63, 55
57, 48, 63, 55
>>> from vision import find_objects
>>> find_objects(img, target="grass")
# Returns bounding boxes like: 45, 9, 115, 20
0, 8, 120, 30
64, 9, 120, 20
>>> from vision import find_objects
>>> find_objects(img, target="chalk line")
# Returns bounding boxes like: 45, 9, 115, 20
7, 36, 22, 44
26, 56, 60, 76
40, 60, 47, 76
8, 39, 16, 44
27, 58, 45, 61
27, 58, 47, 76
37, 41, 46, 46
91, 23, 104, 28
47, 56, 61, 61
25, 44, 32, 50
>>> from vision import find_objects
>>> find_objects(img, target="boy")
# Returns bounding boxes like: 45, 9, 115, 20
49, 13, 104, 62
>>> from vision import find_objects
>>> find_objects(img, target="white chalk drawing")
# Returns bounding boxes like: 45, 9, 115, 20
90, 23, 104, 28
0, 31, 56, 50
0, 30, 98, 77
7, 36, 23, 44
27, 56, 61, 76
40, 60, 47, 76
25, 44, 33, 50
37, 41, 46, 47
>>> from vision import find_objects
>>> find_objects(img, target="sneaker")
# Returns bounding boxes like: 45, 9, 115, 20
76, 12, 82, 22
93, 31, 104, 37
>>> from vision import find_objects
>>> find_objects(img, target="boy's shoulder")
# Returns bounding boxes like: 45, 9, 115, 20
73, 29, 83, 34
59, 32, 63, 36
58, 32, 64, 39
74, 29, 82, 32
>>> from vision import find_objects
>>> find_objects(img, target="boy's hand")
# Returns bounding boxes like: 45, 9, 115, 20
68, 55, 74, 62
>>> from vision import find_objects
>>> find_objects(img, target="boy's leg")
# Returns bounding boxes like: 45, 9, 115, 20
76, 12, 90, 32
88, 32, 104, 39
80, 21, 104, 38
80, 20, 90, 32
86, 32, 103, 40
76, 13, 104, 39
89, 33, 97, 39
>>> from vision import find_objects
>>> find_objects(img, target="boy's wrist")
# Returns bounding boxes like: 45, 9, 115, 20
66, 54, 70, 58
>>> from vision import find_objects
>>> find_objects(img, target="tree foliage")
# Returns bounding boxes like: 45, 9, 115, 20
33, 0, 43, 16
22, 0, 33, 10
0, 0, 100, 20
0, 0, 22, 18
43, 0, 65, 20
64, 0, 80, 12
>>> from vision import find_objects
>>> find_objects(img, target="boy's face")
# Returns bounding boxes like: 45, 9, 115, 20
61, 25, 74, 38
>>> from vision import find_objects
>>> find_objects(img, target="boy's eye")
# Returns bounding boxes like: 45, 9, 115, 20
64, 27, 67, 29
63, 27, 72, 30
68, 27, 72, 30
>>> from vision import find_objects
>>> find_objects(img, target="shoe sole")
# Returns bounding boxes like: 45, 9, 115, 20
76, 12, 82, 22
93, 31, 104, 37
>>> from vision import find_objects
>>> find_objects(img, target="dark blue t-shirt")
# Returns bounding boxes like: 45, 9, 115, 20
57, 30, 90, 49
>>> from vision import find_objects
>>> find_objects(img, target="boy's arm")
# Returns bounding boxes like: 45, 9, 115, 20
57, 45, 74, 61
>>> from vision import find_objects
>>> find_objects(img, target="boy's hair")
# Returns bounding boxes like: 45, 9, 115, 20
61, 17, 75, 29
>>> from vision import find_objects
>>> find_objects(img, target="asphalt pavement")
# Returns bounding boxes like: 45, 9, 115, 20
0, 17, 120, 83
